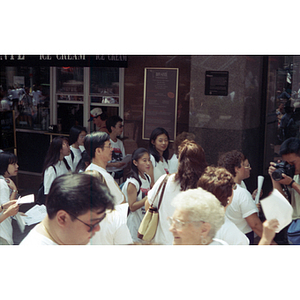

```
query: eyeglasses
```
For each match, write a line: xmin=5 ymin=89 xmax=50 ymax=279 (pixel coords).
xmin=167 ymin=216 xmax=203 ymax=230
xmin=243 ymin=163 xmax=251 ymax=169
xmin=103 ymin=145 xmax=113 ymax=149
xmin=71 ymin=213 xmax=106 ymax=232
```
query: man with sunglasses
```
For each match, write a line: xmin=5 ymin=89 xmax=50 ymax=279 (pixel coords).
xmin=20 ymin=173 xmax=114 ymax=245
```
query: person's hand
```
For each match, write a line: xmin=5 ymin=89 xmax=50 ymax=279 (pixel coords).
xmin=252 ymin=188 xmax=263 ymax=200
xmin=268 ymin=162 xmax=278 ymax=179
xmin=260 ymin=219 xmax=279 ymax=245
xmin=5 ymin=178 xmax=17 ymax=191
xmin=268 ymin=162 xmax=294 ymax=186
xmin=2 ymin=200 xmax=18 ymax=210
xmin=3 ymin=202 xmax=19 ymax=217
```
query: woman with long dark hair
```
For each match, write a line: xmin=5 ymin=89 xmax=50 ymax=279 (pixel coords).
xmin=65 ymin=125 xmax=87 ymax=171
xmin=42 ymin=136 xmax=71 ymax=195
xmin=145 ymin=139 xmax=207 ymax=245
xmin=148 ymin=127 xmax=170 ymax=184
xmin=121 ymin=148 xmax=151 ymax=242
xmin=0 ymin=151 xmax=20 ymax=244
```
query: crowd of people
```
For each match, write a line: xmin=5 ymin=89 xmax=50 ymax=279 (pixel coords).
xmin=0 ymin=111 xmax=292 ymax=245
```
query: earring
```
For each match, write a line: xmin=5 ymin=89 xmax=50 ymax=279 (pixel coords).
xmin=201 ymin=236 xmax=207 ymax=245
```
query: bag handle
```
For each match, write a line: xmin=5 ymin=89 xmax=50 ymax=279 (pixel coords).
xmin=151 ymin=173 xmax=170 ymax=210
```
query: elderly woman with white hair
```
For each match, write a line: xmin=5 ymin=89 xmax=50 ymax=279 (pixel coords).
xmin=168 ymin=187 xmax=227 ymax=245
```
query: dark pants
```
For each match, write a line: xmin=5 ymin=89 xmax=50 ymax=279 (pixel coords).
xmin=246 ymin=231 xmax=254 ymax=245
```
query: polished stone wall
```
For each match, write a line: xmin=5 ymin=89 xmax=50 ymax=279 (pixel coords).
xmin=189 ymin=55 xmax=264 ymax=191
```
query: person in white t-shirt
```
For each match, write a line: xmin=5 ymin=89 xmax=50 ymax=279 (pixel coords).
xmin=218 ymin=150 xmax=276 ymax=245
xmin=84 ymin=132 xmax=125 ymax=206
xmin=0 ymin=151 xmax=20 ymax=245
xmin=42 ymin=136 xmax=71 ymax=196
xmin=121 ymin=148 xmax=151 ymax=242
xmin=145 ymin=140 xmax=207 ymax=245
xmin=84 ymin=132 xmax=132 ymax=245
xmin=65 ymin=125 xmax=87 ymax=171
xmin=148 ymin=127 xmax=170 ymax=184
xmin=169 ymin=188 xmax=226 ymax=245
xmin=197 ymin=166 xmax=249 ymax=245
xmin=20 ymin=173 xmax=114 ymax=245
xmin=106 ymin=115 xmax=127 ymax=178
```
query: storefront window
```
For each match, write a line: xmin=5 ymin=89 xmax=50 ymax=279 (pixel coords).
xmin=0 ymin=66 xmax=50 ymax=131
xmin=56 ymin=67 xmax=84 ymax=134
xmin=90 ymin=67 xmax=120 ymax=132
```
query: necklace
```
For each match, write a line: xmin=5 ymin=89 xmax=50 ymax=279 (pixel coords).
xmin=42 ymin=223 xmax=63 ymax=245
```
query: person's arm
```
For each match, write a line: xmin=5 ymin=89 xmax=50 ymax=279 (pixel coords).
xmin=127 ymin=183 xmax=147 ymax=212
xmin=245 ymin=213 xmax=264 ymax=237
xmin=268 ymin=162 xmax=287 ymax=196
xmin=107 ymin=161 xmax=126 ymax=168
xmin=258 ymin=219 xmax=279 ymax=245
xmin=245 ymin=213 xmax=277 ymax=244
xmin=5 ymin=178 xmax=18 ymax=200
xmin=0 ymin=200 xmax=19 ymax=223
xmin=147 ymin=161 xmax=155 ymax=188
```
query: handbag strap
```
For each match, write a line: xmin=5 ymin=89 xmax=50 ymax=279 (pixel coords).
xmin=151 ymin=173 xmax=170 ymax=210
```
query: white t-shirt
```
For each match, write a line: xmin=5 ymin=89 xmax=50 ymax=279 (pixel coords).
xmin=168 ymin=154 xmax=178 ymax=174
xmin=210 ymin=238 xmax=228 ymax=245
xmin=147 ymin=173 xmax=181 ymax=245
xmin=20 ymin=224 xmax=57 ymax=245
xmin=215 ymin=215 xmax=250 ymax=245
xmin=0 ymin=176 xmax=13 ymax=244
xmin=90 ymin=207 xmax=133 ymax=245
xmin=122 ymin=174 xmax=151 ymax=242
xmin=150 ymin=154 xmax=169 ymax=183
xmin=44 ymin=160 xmax=70 ymax=195
xmin=106 ymin=138 xmax=126 ymax=173
xmin=65 ymin=146 xmax=84 ymax=172
xmin=225 ymin=184 xmax=258 ymax=234
xmin=86 ymin=163 xmax=125 ymax=205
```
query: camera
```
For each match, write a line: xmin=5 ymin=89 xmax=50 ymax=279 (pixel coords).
xmin=272 ymin=161 xmax=295 ymax=181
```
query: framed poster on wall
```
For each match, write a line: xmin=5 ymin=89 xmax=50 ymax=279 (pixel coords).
xmin=143 ymin=68 xmax=179 ymax=141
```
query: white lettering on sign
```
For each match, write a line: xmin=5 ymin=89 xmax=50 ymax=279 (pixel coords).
xmin=0 ymin=55 xmax=25 ymax=60
xmin=39 ymin=55 xmax=52 ymax=60
xmin=107 ymin=55 xmax=127 ymax=61
xmin=155 ymin=72 xmax=168 ymax=77
xmin=96 ymin=55 xmax=105 ymax=60
xmin=56 ymin=55 xmax=86 ymax=60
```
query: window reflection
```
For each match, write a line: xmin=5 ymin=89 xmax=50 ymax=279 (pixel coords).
xmin=56 ymin=67 xmax=83 ymax=93
xmin=0 ymin=66 xmax=50 ymax=131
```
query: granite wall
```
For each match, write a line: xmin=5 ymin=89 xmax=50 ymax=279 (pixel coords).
xmin=189 ymin=55 xmax=264 ymax=192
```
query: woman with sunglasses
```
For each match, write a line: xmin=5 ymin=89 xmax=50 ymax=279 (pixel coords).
xmin=169 ymin=187 xmax=226 ymax=245
xmin=197 ymin=166 xmax=250 ymax=245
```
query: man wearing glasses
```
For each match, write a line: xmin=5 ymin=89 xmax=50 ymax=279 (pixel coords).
xmin=84 ymin=131 xmax=132 ymax=245
xmin=20 ymin=173 xmax=114 ymax=245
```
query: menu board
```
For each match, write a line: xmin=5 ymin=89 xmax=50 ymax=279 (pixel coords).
xmin=0 ymin=110 xmax=16 ymax=151
xmin=143 ymin=68 xmax=179 ymax=141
